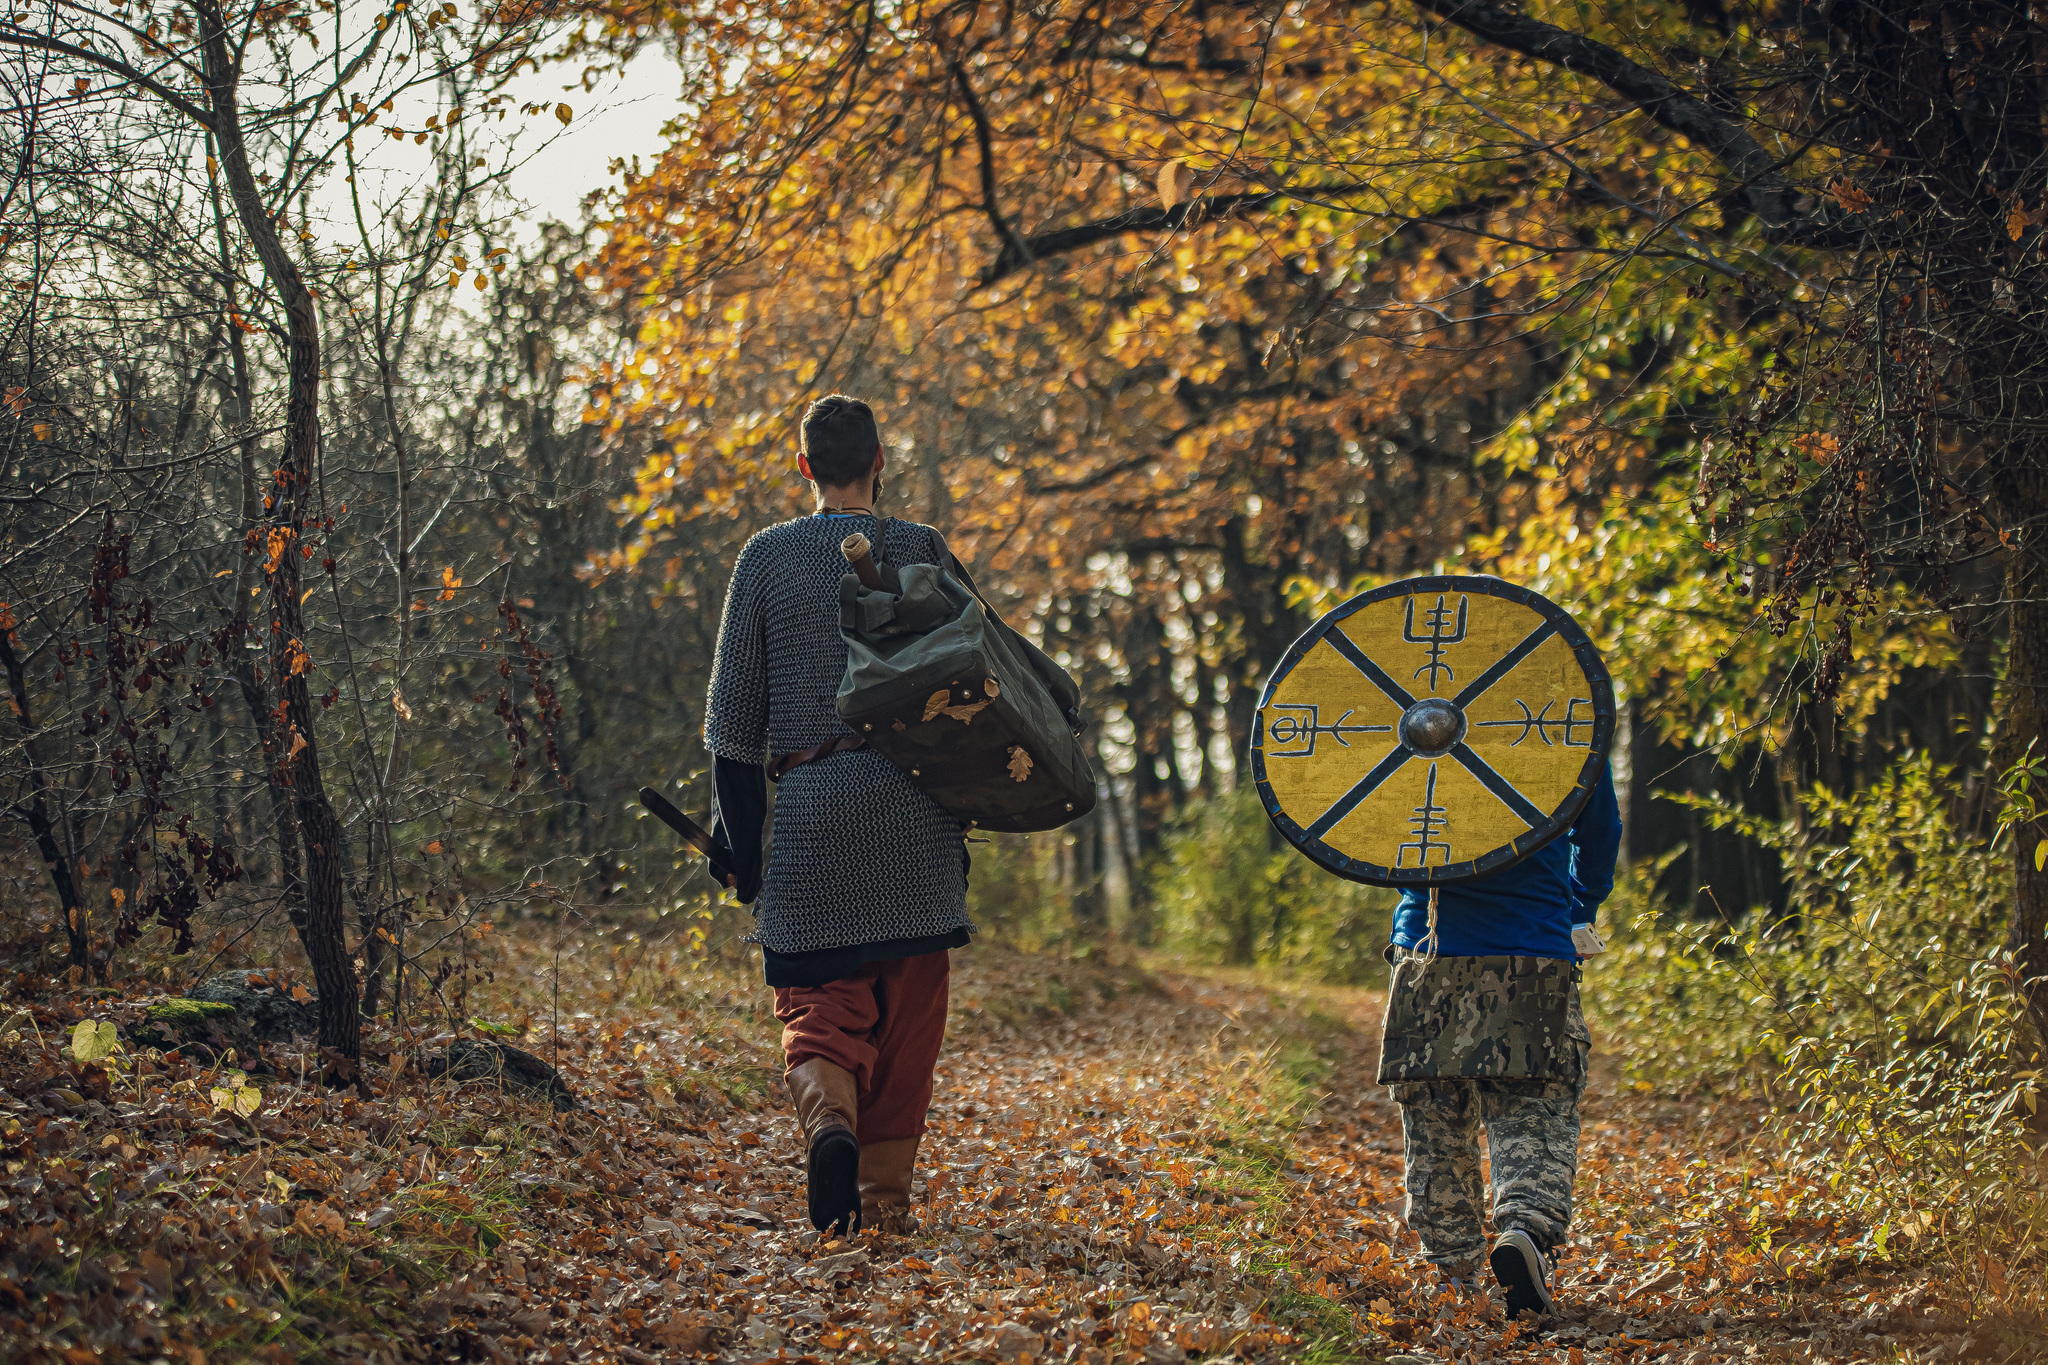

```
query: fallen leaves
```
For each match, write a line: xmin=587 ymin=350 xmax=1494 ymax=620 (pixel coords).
xmin=0 ymin=929 xmax=1982 ymax=1365
xmin=290 ymin=1201 xmax=345 ymax=1237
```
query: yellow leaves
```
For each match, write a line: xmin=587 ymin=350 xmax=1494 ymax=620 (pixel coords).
xmin=69 ymin=1019 xmax=119 ymax=1063
xmin=393 ymin=689 xmax=414 ymax=721
xmin=210 ymin=1069 xmax=263 ymax=1119
xmin=440 ymin=564 xmax=462 ymax=599
xmin=555 ymin=103 xmax=573 ymax=126
xmin=262 ymin=526 xmax=295 ymax=576
xmin=284 ymin=637 xmax=313 ymax=676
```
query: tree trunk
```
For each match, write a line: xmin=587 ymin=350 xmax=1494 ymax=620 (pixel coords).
xmin=2001 ymin=527 xmax=2048 ymax=1056
xmin=0 ymin=632 xmax=89 ymax=971
xmin=200 ymin=2 xmax=360 ymax=1073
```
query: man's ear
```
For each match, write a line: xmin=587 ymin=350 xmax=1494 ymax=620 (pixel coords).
xmin=797 ymin=453 xmax=815 ymax=482
xmin=871 ymin=444 xmax=886 ymax=474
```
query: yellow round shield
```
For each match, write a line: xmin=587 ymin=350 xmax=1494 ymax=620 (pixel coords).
xmin=1250 ymin=576 xmax=1613 ymax=886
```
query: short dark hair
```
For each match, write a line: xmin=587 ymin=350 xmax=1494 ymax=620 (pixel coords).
xmin=800 ymin=394 xmax=880 ymax=485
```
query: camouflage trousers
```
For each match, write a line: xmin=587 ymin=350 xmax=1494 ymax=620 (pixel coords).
xmin=1382 ymin=952 xmax=1589 ymax=1271
xmin=1390 ymin=1072 xmax=1584 ymax=1271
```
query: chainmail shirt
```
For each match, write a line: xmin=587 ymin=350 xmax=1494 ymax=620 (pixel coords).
xmin=704 ymin=512 xmax=971 ymax=955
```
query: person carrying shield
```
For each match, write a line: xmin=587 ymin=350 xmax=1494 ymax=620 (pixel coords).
xmin=1381 ymin=760 xmax=1621 ymax=1319
xmin=700 ymin=393 xmax=972 ymax=1237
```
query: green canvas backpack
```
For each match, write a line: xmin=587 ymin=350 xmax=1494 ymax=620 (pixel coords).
xmin=834 ymin=527 xmax=1096 ymax=833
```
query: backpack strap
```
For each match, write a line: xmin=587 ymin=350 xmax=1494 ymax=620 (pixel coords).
xmin=929 ymin=529 xmax=995 ymax=616
xmin=930 ymin=530 xmax=1087 ymax=734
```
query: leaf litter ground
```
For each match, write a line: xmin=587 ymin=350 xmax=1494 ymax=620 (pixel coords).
xmin=0 ymin=929 xmax=2015 ymax=1364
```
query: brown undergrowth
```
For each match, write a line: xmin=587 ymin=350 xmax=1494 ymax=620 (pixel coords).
xmin=0 ymin=921 xmax=2034 ymax=1364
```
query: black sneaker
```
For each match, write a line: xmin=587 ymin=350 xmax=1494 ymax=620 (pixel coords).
xmin=807 ymin=1127 xmax=861 ymax=1235
xmin=1490 ymin=1228 xmax=1554 ymax=1319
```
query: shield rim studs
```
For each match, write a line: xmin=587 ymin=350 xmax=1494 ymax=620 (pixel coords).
xmin=1248 ymin=573 xmax=1614 ymax=888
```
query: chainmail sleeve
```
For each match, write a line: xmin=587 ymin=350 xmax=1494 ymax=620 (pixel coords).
xmin=703 ymin=533 xmax=771 ymax=764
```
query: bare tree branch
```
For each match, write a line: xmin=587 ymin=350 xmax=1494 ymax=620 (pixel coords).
xmin=1408 ymin=0 xmax=1806 ymax=235
xmin=0 ymin=22 xmax=214 ymax=127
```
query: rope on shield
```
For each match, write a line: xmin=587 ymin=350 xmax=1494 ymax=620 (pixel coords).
xmin=1416 ymin=885 xmax=1441 ymax=964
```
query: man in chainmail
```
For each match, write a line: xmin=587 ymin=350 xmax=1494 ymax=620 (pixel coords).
xmin=1379 ymin=761 xmax=1621 ymax=1319
xmin=700 ymin=394 xmax=971 ymax=1237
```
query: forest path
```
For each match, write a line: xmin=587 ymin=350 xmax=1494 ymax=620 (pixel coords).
xmin=0 ymin=942 xmax=1968 ymax=1365
xmin=505 ymin=950 xmax=1946 ymax=1365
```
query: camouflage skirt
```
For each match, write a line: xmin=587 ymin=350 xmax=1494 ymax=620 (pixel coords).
xmin=1376 ymin=948 xmax=1586 ymax=1083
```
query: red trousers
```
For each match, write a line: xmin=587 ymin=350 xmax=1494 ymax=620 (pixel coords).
xmin=773 ymin=950 xmax=950 ymax=1145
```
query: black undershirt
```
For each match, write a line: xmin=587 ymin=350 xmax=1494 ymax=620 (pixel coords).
xmin=760 ymin=927 xmax=972 ymax=989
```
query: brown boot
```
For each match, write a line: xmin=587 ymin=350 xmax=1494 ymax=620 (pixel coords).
xmin=858 ymin=1136 xmax=920 ymax=1235
xmin=786 ymin=1059 xmax=860 ymax=1234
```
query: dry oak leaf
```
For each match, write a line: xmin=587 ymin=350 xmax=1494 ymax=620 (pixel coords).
xmin=509 ymin=1307 xmax=552 ymax=1334
xmin=990 ymin=1323 xmax=1045 ymax=1362
xmin=923 ymin=689 xmax=953 ymax=721
xmin=1007 ymin=746 xmax=1034 ymax=782
xmin=644 ymin=1313 xmax=730 ymax=1351
xmin=291 ymin=1202 xmax=345 ymax=1237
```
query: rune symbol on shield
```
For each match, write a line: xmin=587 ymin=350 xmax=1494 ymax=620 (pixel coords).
xmin=1403 ymin=594 xmax=1469 ymax=693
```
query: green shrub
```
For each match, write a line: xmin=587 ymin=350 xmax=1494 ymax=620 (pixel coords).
xmin=965 ymin=832 xmax=1075 ymax=952
xmin=1594 ymin=755 xmax=2045 ymax=1299
xmin=1154 ymin=786 xmax=1396 ymax=985
xmin=1592 ymin=755 xmax=2010 ymax=1097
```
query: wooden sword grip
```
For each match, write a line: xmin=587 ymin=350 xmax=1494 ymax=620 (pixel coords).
xmin=841 ymin=532 xmax=883 ymax=589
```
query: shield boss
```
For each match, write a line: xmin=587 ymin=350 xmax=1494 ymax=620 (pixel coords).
xmin=1250 ymin=575 xmax=1614 ymax=886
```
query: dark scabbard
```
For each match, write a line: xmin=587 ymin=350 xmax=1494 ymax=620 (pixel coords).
xmin=638 ymin=786 xmax=736 ymax=885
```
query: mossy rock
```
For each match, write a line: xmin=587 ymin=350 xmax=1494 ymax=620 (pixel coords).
xmin=146 ymin=999 xmax=237 ymax=1028
xmin=135 ymin=996 xmax=262 ymax=1064
xmin=187 ymin=972 xmax=320 ymax=1042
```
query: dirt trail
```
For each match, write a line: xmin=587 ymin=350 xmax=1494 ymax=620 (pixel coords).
xmin=0 ymin=944 xmax=1979 ymax=1364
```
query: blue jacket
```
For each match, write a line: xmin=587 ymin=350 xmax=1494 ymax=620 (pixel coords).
xmin=1390 ymin=762 xmax=1621 ymax=961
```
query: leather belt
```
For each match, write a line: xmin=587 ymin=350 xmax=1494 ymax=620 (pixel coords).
xmin=769 ymin=734 xmax=867 ymax=783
